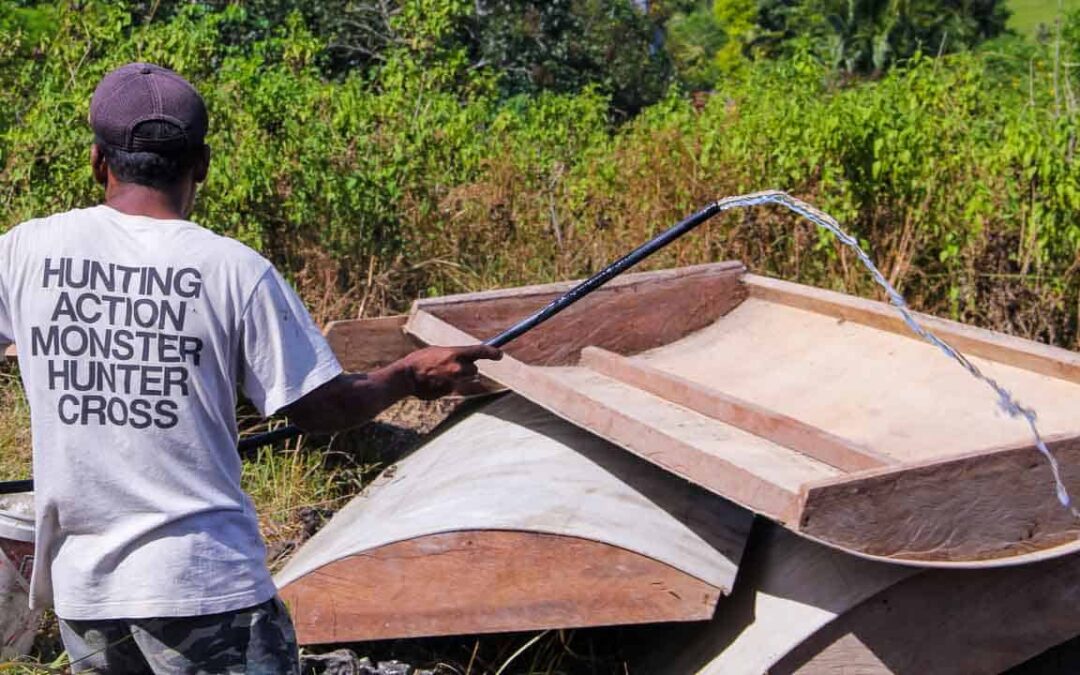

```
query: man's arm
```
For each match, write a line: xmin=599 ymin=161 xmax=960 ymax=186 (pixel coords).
xmin=282 ymin=345 xmax=502 ymax=434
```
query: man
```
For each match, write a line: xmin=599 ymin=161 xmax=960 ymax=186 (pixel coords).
xmin=0 ymin=63 xmax=500 ymax=672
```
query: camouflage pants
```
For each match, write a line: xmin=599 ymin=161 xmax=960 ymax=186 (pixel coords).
xmin=58 ymin=596 xmax=300 ymax=674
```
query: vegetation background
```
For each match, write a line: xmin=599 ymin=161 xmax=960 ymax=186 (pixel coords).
xmin=1 ymin=0 xmax=1080 ymax=671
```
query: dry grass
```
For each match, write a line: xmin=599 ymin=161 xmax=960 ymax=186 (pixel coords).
xmin=0 ymin=367 xmax=32 ymax=482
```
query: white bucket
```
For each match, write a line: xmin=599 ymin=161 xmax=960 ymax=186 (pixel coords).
xmin=0 ymin=493 xmax=40 ymax=659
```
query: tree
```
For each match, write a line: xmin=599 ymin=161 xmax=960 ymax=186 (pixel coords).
xmin=665 ymin=1 xmax=730 ymax=88
xmin=472 ymin=0 xmax=670 ymax=115
xmin=732 ymin=0 xmax=1011 ymax=74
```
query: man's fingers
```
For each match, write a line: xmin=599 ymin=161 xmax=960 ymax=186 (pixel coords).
xmin=453 ymin=344 xmax=503 ymax=362
xmin=457 ymin=361 xmax=478 ymax=379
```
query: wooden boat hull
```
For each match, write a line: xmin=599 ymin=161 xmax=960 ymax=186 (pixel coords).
xmin=275 ymin=394 xmax=753 ymax=644
xmin=641 ymin=522 xmax=1080 ymax=675
xmin=405 ymin=262 xmax=1080 ymax=566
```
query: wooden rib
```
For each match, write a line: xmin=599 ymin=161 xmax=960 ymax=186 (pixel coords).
xmin=579 ymin=347 xmax=890 ymax=473
xmin=413 ymin=261 xmax=747 ymax=366
xmin=280 ymin=530 xmax=722 ymax=645
xmin=745 ymin=273 xmax=1080 ymax=384
xmin=797 ymin=433 xmax=1080 ymax=563
xmin=406 ymin=309 xmax=841 ymax=523
xmin=322 ymin=315 xmax=418 ymax=372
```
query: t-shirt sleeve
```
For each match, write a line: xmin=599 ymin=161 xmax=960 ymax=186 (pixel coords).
xmin=0 ymin=229 xmax=18 ymax=345
xmin=238 ymin=266 xmax=343 ymax=417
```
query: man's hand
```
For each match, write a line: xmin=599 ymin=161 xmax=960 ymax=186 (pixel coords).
xmin=283 ymin=344 xmax=503 ymax=434
xmin=400 ymin=345 xmax=504 ymax=400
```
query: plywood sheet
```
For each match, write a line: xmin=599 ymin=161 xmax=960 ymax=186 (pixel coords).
xmin=323 ymin=315 xmax=418 ymax=372
xmin=283 ymin=530 xmax=723 ymax=644
xmin=414 ymin=261 xmax=746 ymax=366
xmin=641 ymin=297 xmax=1080 ymax=465
xmin=407 ymin=309 xmax=840 ymax=522
xmin=642 ymin=521 xmax=917 ymax=675
xmin=773 ymin=551 xmax=1080 ymax=674
xmin=277 ymin=395 xmax=753 ymax=641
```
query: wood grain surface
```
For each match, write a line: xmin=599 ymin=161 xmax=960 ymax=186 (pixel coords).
xmin=798 ymin=434 xmax=1080 ymax=562
xmin=580 ymin=346 xmax=890 ymax=472
xmin=412 ymin=262 xmax=747 ymax=365
xmin=281 ymin=530 xmax=722 ymax=644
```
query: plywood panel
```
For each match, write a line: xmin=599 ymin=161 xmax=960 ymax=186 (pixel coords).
xmin=773 ymin=551 xmax=1080 ymax=674
xmin=282 ymin=530 xmax=722 ymax=644
xmin=642 ymin=297 xmax=1080 ymax=465
xmin=277 ymin=395 xmax=753 ymax=642
xmin=413 ymin=261 xmax=746 ymax=366
xmin=746 ymin=274 xmax=1080 ymax=384
xmin=405 ymin=309 xmax=840 ymax=523
xmin=642 ymin=522 xmax=917 ymax=675
xmin=798 ymin=434 xmax=1080 ymax=562
xmin=579 ymin=346 xmax=890 ymax=472
xmin=322 ymin=315 xmax=418 ymax=372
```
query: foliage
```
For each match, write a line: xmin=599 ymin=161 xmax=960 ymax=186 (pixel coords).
xmin=665 ymin=1 xmax=730 ymax=88
xmin=2 ymin=1 xmax=1080 ymax=347
xmin=748 ymin=0 xmax=1011 ymax=73
xmin=468 ymin=0 xmax=670 ymax=115
xmin=131 ymin=0 xmax=670 ymax=113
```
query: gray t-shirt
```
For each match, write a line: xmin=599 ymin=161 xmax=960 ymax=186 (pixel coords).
xmin=0 ymin=205 xmax=342 ymax=619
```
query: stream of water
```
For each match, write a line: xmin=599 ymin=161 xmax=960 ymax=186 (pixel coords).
xmin=715 ymin=190 xmax=1078 ymax=516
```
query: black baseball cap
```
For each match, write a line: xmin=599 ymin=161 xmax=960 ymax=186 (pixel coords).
xmin=89 ymin=63 xmax=208 ymax=153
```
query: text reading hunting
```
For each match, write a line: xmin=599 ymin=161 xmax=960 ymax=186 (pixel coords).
xmin=32 ymin=257 xmax=206 ymax=429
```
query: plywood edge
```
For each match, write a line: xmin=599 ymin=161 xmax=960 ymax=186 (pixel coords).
xmin=323 ymin=315 xmax=419 ymax=373
xmin=744 ymin=274 xmax=1080 ymax=384
xmin=579 ymin=347 xmax=890 ymax=473
xmin=412 ymin=261 xmax=746 ymax=310
xmin=796 ymin=433 xmax=1080 ymax=564
xmin=771 ymin=553 xmax=1080 ymax=675
xmin=405 ymin=310 xmax=804 ymax=522
xmin=280 ymin=530 xmax=722 ymax=645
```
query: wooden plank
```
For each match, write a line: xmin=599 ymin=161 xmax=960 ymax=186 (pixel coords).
xmin=322 ymin=315 xmax=418 ymax=372
xmin=405 ymin=310 xmax=840 ymax=523
xmin=745 ymin=274 xmax=1080 ymax=384
xmin=798 ymin=434 xmax=1080 ymax=563
xmin=579 ymin=347 xmax=890 ymax=473
xmin=772 ymin=551 xmax=1080 ymax=674
xmin=412 ymin=261 xmax=747 ymax=366
xmin=281 ymin=530 xmax=722 ymax=644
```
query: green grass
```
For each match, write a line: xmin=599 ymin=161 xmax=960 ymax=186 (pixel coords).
xmin=1009 ymin=0 xmax=1080 ymax=35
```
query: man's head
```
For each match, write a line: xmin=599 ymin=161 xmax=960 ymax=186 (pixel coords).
xmin=89 ymin=63 xmax=210 ymax=216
